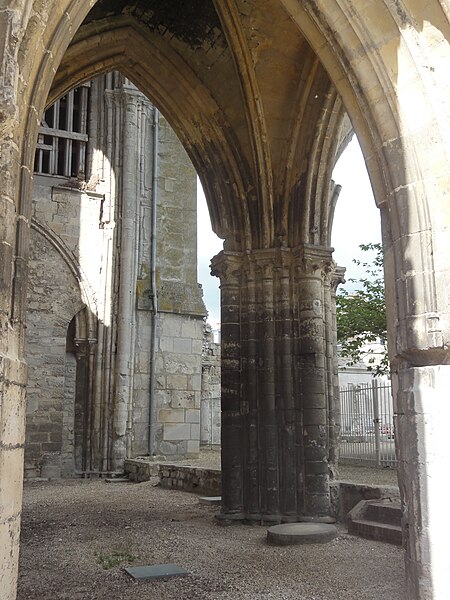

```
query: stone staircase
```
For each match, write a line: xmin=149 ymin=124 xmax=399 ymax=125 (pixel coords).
xmin=347 ymin=499 xmax=402 ymax=546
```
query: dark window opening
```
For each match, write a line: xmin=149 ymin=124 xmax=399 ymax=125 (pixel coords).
xmin=34 ymin=84 xmax=90 ymax=178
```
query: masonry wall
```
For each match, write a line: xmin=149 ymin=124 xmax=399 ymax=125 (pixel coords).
xmin=200 ymin=325 xmax=221 ymax=446
xmin=133 ymin=108 xmax=206 ymax=460
xmin=25 ymin=218 xmax=86 ymax=478
xmin=24 ymin=74 xmax=206 ymax=477
xmin=25 ymin=176 xmax=106 ymax=477
xmin=130 ymin=313 xmax=205 ymax=460
xmin=154 ymin=314 xmax=204 ymax=457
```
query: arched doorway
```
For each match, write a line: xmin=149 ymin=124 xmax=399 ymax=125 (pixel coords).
xmin=0 ymin=3 xmax=449 ymax=598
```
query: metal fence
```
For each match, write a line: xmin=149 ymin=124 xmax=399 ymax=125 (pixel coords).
xmin=339 ymin=380 xmax=396 ymax=467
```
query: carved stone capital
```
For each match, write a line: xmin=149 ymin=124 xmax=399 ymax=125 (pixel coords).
xmin=211 ymin=245 xmax=337 ymax=286
xmin=245 ymin=247 xmax=294 ymax=273
xmin=73 ymin=337 xmax=96 ymax=357
xmin=331 ymin=265 xmax=346 ymax=294
xmin=293 ymin=244 xmax=334 ymax=278
xmin=210 ymin=250 xmax=243 ymax=286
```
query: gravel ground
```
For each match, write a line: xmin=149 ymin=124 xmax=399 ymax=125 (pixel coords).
xmin=18 ymin=467 xmax=405 ymax=600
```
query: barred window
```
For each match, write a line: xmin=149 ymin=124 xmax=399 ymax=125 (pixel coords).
xmin=34 ymin=85 xmax=90 ymax=178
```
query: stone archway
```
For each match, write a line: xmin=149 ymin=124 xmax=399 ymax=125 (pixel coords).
xmin=0 ymin=3 xmax=449 ymax=599
xmin=24 ymin=221 xmax=93 ymax=479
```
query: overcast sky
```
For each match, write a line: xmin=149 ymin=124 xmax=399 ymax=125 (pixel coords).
xmin=197 ymin=137 xmax=382 ymax=326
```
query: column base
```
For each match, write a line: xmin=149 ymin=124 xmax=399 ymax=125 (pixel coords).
xmin=216 ymin=511 xmax=335 ymax=526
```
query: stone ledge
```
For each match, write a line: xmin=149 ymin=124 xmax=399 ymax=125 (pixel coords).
xmin=123 ymin=458 xmax=160 ymax=482
xmin=124 ymin=458 xmax=221 ymax=496
xmin=124 ymin=458 xmax=400 ymax=523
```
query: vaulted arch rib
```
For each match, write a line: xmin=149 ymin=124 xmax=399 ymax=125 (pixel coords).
xmin=213 ymin=0 xmax=274 ymax=249
xmin=47 ymin=20 xmax=254 ymax=251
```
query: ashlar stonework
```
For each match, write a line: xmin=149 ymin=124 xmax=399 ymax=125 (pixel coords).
xmin=24 ymin=73 xmax=206 ymax=478
xmin=0 ymin=3 xmax=449 ymax=600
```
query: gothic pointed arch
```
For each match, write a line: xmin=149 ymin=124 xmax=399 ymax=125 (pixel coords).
xmin=1 ymin=3 xmax=449 ymax=599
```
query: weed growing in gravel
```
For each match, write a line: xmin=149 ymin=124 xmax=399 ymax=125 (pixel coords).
xmin=95 ymin=548 xmax=140 ymax=570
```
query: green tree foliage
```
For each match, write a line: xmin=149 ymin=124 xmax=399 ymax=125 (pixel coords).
xmin=336 ymin=243 xmax=388 ymax=376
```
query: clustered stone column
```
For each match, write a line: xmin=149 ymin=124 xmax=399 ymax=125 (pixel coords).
xmin=73 ymin=336 xmax=96 ymax=473
xmin=328 ymin=267 xmax=346 ymax=476
xmin=212 ymin=244 xmax=339 ymax=523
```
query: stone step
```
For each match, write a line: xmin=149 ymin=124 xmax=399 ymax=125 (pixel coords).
xmin=348 ymin=518 xmax=402 ymax=546
xmin=365 ymin=501 xmax=401 ymax=526
xmin=347 ymin=499 xmax=402 ymax=546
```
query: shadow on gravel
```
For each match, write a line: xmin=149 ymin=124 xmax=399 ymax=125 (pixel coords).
xmin=18 ymin=479 xmax=405 ymax=600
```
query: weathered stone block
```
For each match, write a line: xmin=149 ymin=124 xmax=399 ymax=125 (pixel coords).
xmin=303 ymin=408 xmax=327 ymax=426
xmin=187 ymin=439 xmax=200 ymax=455
xmin=166 ymin=373 xmax=188 ymax=390
xmin=190 ymin=423 xmax=200 ymax=440
xmin=137 ymin=351 xmax=151 ymax=372
xmin=158 ymin=408 xmax=185 ymax=423
xmin=28 ymin=432 xmax=48 ymax=443
xmin=0 ymin=241 xmax=14 ymax=312
xmin=181 ymin=318 xmax=201 ymax=339
xmin=171 ymin=390 xmax=196 ymax=409
xmin=159 ymin=316 xmax=181 ymax=338
xmin=155 ymin=389 xmax=171 ymax=407
xmin=156 ymin=375 xmax=166 ymax=389
xmin=192 ymin=339 xmax=203 ymax=354
xmin=188 ymin=374 xmax=202 ymax=392
xmin=185 ymin=409 xmax=200 ymax=423
xmin=1 ymin=381 xmax=26 ymax=446
xmin=41 ymin=442 xmax=60 ymax=453
xmin=0 ymin=447 xmax=25 ymax=522
xmin=164 ymin=423 xmax=191 ymax=441
xmin=159 ymin=441 xmax=186 ymax=456
xmin=173 ymin=337 xmax=192 ymax=354
xmin=40 ymin=464 xmax=61 ymax=479
xmin=163 ymin=353 xmax=200 ymax=375
xmin=159 ymin=336 xmax=173 ymax=352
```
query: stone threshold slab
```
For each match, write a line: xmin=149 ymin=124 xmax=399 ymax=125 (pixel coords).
xmin=124 ymin=563 xmax=189 ymax=581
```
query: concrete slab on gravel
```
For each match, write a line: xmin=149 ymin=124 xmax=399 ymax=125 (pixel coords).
xmin=198 ymin=496 xmax=221 ymax=505
xmin=124 ymin=564 xmax=189 ymax=580
xmin=267 ymin=522 xmax=337 ymax=546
